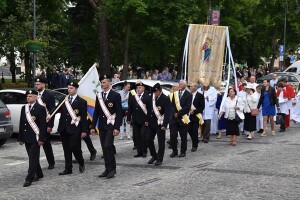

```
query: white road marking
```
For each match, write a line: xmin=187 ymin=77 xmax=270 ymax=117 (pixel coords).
xmin=5 ymin=161 xmax=26 ymax=166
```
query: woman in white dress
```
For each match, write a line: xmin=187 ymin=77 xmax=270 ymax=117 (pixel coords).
xmin=276 ymin=82 xmax=289 ymax=132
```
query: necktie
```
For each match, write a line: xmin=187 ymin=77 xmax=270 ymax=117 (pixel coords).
xmin=138 ymin=94 xmax=141 ymax=98
xmin=69 ymin=96 xmax=73 ymax=104
xmin=179 ymin=91 xmax=182 ymax=99
xmin=29 ymin=105 xmax=32 ymax=111
xmin=155 ymin=96 xmax=158 ymax=102
xmin=38 ymin=93 xmax=41 ymax=97
xmin=103 ymin=92 xmax=107 ymax=101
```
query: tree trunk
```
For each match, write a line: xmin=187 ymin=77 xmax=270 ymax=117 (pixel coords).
xmin=121 ymin=21 xmax=131 ymax=80
xmin=8 ymin=48 xmax=16 ymax=83
xmin=270 ymin=26 xmax=278 ymax=72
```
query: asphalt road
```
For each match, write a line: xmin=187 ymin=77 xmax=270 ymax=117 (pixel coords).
xmin=0 ymin=125 xmax=299 ymax=200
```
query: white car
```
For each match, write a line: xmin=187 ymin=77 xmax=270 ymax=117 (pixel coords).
xmin=112 ymin=79 xmax=173 ymax=96
xmin=0 ymin=89 xmax=65 ymax=134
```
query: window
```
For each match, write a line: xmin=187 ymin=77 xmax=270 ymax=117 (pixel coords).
xmin=286 ymin=68 xmax=297 ymax=73
xmin=289 ymin=76 xmax=298 ymax=82
xmin=0 ymin=92 xmax=26 ymax=104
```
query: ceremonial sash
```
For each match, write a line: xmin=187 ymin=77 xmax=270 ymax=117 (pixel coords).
xmin=169 ymin=93 xmax=173 ymax=102
xmin=37 ymin=96 xmax=50 ymax=122
xmin=130 ymin=90 xmax=147 ymax=115
xmin=191 ymin=104 xmax=204 ymax=125
xmin=97 ymin=93 xmax=116 ymax=125
xmin=25 ymin=104 xmax=39 ymax=141
xmin=65 ymin=97 xmax=80 ymax=127
xmin=152 ymin=95 xmax=164 ymax=125
xmin=173 ymin=91 xmax=190 ymax=124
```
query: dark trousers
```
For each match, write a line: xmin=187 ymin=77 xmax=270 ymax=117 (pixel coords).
xmin=188 ymin=120 xmax=200 ymax=148
xmin=25 ymin=143 xmax=43 ymax=182
xmin=147 ymin=126 xmax=166 ymax=162
xmin=133 ymin=123 xmax=147 ymax=155
xmin=83 ymin=135 xmax=96 ymax=154
xmin=278 ymin=113 xmax=286 ymax=130
xmin=99 ymin=130 xmax=116 ymax=172
xmin=170 ymin=123 xmax=188 ymax=153
xmin=201 ymin=120 xmax=211 ymax=140
xmin=42 ymin=134 xmax=55 ymax=165
xmin=60 ymin=133 xmax=84 ymax=171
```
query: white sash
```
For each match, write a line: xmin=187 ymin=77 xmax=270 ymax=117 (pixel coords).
xmin=152 ymin=95 xmax=164 ymax=125
xmin=65 ymin=97 xmax=80 ymax=127
xmin=130 ymin=90 xmax=147 ymax=115
xmin=97 ymin=93 xmax=116 ymax=125
xmin=25 ymin=104 xmax=39 ymax=141
xmin=37 ymin=96 xmax=50 ymax=122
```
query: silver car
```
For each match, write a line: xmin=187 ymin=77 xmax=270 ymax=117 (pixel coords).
xmin=0 ymin=100 xmax=13 ymax=146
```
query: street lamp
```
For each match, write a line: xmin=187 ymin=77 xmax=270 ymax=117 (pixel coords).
xmin=32 ymin=0 xmax=36 ymax=82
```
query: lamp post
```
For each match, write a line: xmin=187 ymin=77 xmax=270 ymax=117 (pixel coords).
xmin=32 ymin=0 xmax=36 ymax=82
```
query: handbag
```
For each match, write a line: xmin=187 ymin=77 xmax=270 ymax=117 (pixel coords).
xmin=276 ymin=114 xmax=284 ymax=125
xmin=246 ymin=96 xmax=259 ymax=116
xmin=234 ymin=100 xmax=242 ymax=123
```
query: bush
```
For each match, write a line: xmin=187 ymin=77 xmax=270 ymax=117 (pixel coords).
xmin=3 ymin=82 xmax=28 ymax=89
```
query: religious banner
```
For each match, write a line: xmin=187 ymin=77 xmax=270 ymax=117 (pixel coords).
xmin=187 ymin=24 xmax=226 ymax=87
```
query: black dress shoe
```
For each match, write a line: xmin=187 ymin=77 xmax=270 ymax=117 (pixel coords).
xmin=191 ymin=147 xmax=197 ymax=152
xmin=134 ymin=154 xmax=143 ymax=157
xmin=147 ymin=157 xmax=157 ymax=164
xmin=79 ymin=164 xmax=85 ymax=173
xmin=23 ymin=181 xmax=32 ymax=187
xmin=170 ymin=152 xmax=178 ymax=158
xmin=279 ymin=129 xmax=286 ymax=132
xmin=106 ymin=170 xmax=116 ymax=179
xmin=48 ymin=164 xmax=55 ymax=170
xmin=155 ymin=161 xmax=162 ymax=166
xmin=133 ymin=146 xmax=137 ymax=150
xmin=203 ymin=139 xmax=208 ymax=143
xmin=90 ymin=151 xmax=97 ymax=161
xmin=58 ymin=170 xmax=72 ymax=175
xmin=98 ymin=170 xmax=109 ymax=178
xmin=178 ymin=153 xmax=186 ymax=157
xmin=257 ymin=129 xmax=263 ymax=133
xmin=142 ymin=153 xmax=147 ymax=158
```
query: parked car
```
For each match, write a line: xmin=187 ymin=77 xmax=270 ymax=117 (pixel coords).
xmin=0 ymin=89 xmax=65 ymax=134
xmin=111 ymin=79 xmax=172 ymax=95
xmin=257 ymin=72 xmax=300 ymax=88
xmin=53 ymin=88 xmax=68 ymax=95
xmin=284 ymin=60 xmax=300 ymax=74
xmin=0 ymin=100 xmax=13 ymax=146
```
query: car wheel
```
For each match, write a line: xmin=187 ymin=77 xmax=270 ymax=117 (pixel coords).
xmin=0 ymin=138 xmax=7 ymax=146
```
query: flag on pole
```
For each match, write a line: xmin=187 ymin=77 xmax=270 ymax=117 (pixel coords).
xmin=78 ymin=63 xmax=101 ymax=121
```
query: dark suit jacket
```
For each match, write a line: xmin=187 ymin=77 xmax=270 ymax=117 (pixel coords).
xmin=40 ymin=90 xmax=55 ymax=128
xmin=189 ymin=92 xmax=205 ymax=122
xmin=148 ymin=93 xmax=170 ymax=129
xmin=57 ymin=96 xmax=88 ymax=134
xmin=127 ymin=91 xmax=151 ymax=124
xmin=58 ymin=73 xmax=72 ymax=88
xmin=19 ymin=103 xmax=47 ymax=143
xmin=91 ymin=90 xmax=122 ymax=131
xmin=257 ymin=86 xmax=279 ymax=109
xmin=170 ymin=90 xmax=192 ymax=125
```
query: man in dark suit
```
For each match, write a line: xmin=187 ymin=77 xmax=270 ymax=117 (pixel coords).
xmin=34 ymin=77 xmax=56 ymax=169
xmin=169 ymin=80 xmax=192 ymax=157
xmin=58 ymin=68 xmax=73 ymax=88
xmin=18 ymin=90 xmax=47 ymax=187
xmin=188 ymin=82 xmax=205 ymax=152
xmin=127 ymin=81 xmax=151 ymax=158
xmin=91 ymin=75 xmax=122 ymax=179
xmin=146 ymin=83 xmax=170 ymax=166
xmin=57 ymin=82 xmax=87 ymax=175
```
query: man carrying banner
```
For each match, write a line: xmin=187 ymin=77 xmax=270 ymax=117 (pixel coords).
xmin=188 ymin=82 xmax=205 ymax=152
xmin=146 ymin=83 xmax=170 ymax=166
xmin=127 ymin=81 xmax=150 ymax=158
xmin=57 ymin=82 xmax=87 ymax=176
xmin=34 ymin=77 xmax=56 ymax=170
xmin=18 ymin=90 xmax=47 ymax=187
xmin=91 ymin=75 xmax=122 ymax=179
xmin=170 ymin=80 xmax=192 ymax=158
